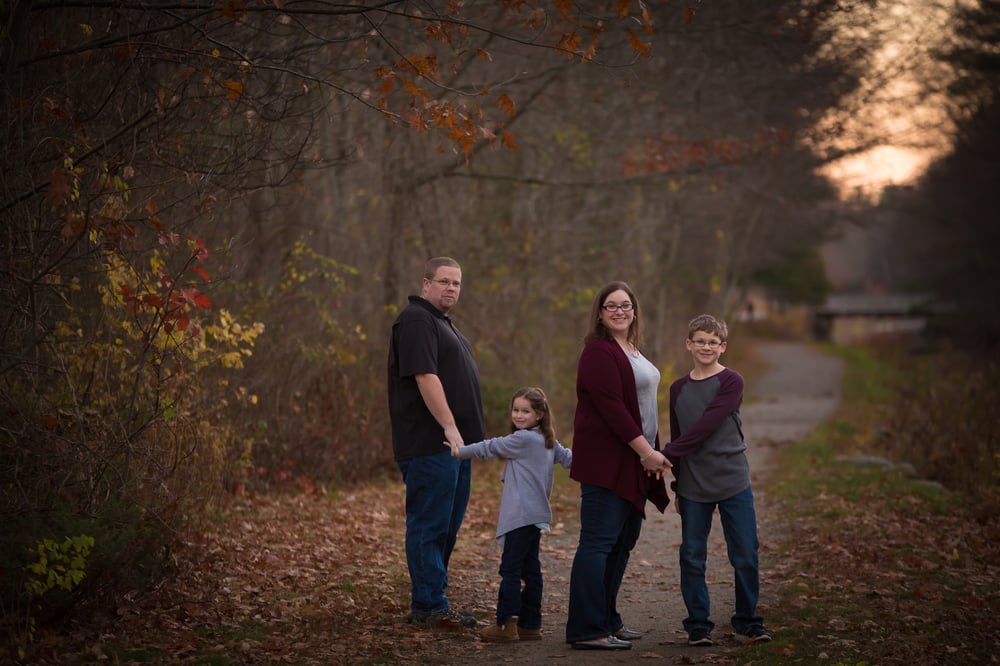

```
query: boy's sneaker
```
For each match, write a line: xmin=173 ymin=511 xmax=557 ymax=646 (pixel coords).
xmin=738 ymin=625 xmax=772 ymax=643
xmin=688 ymin=628 xmax=713 ymax=646
xmin=413 ymin=607 xmax=478 ymax=630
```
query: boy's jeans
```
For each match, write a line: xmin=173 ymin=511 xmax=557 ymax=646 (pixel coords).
xmin=397 ymin=451 xmax=472 ymax=614
xmin=678 ymin=486 xmax=763 ymax=633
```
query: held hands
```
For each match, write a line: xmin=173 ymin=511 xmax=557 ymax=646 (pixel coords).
xmin=442 ymin=424 xmax=464 ymax=458
xmin=443 ymin=425 xmax=463 ymax=449
xmin=641 ymin=450 xmax=671 ymax=480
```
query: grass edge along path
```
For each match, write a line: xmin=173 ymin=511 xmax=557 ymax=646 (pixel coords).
xmin=755 ymin=346 xmax=1000 ymax=666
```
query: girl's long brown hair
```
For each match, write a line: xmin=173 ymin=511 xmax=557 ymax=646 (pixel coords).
xmin=510 ymin=386 xmax=557 ymax=449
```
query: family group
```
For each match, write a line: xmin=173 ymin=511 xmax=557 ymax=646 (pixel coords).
xmin=387 ymin=257 xmax=771 ymax=650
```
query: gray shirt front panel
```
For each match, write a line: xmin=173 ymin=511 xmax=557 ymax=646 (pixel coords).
xmin=628 ymin=351 xmax=661 ymax=444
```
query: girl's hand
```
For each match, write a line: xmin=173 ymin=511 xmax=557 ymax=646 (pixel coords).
xmin=442 ymin=440 xmax=461 ymax=458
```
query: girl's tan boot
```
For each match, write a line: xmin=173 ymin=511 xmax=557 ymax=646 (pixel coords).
xmin=479 ymin=617 xmax=519 ymax=642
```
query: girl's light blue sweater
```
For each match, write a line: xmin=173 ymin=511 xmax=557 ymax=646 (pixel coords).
xmin=457 ymin=427 xmax=572 ymax=540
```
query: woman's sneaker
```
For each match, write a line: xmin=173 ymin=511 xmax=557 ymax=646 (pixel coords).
xmin=688 ymin=628 xmax=713 ymax=646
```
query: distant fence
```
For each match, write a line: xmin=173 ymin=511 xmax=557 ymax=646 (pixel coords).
xmin=812 ymin=293 xmax=930 ymax=345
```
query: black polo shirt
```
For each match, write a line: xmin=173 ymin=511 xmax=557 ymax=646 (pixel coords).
xmin=387 ymin=296 xmax=486 ymax=460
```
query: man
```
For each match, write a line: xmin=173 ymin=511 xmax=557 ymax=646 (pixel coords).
xmin=387 ymin=257 xmax=485 ymax=630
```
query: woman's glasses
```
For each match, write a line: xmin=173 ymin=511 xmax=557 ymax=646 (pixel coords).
xmin=601 ymin=302 xmax=634 ymax=312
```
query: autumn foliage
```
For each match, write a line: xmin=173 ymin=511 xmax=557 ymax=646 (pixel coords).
xmin=2 ymin=0 xmax=950 ymax=660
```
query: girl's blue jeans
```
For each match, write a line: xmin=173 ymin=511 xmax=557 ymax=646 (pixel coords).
xmin=496 ymin=524 xmax=543 ymax=628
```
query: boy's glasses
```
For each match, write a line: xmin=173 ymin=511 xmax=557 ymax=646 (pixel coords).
xmin=601 ymin=302 xmax=634 ymax=312
xmin=690 ymin=339 xmax=723 ymax=349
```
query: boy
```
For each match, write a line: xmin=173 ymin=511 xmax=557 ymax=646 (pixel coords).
xmin=663 ymin=314 xmax=770 ymax=646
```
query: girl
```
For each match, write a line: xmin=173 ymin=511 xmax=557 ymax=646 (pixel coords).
xmin=443 ymin=386 xmax=572 ymax=642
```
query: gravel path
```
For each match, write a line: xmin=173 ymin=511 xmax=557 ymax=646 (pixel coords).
xmin=437 ymin=340 xmax=844 ymax=664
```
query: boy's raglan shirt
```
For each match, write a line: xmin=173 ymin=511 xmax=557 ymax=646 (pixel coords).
xmin=665 ymin=367 xmax=750 ymax=503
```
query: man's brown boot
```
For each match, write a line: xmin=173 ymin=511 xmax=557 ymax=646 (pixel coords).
xmin=480 ymin=618 xmax=519 ymax=642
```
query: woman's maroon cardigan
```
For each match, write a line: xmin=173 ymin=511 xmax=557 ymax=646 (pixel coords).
xmin=569 ymin=338 xmax=670 ymax=516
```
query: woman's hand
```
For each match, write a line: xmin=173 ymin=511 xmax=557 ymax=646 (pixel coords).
xmin=641 ymin=450 xmax=671 ymax=479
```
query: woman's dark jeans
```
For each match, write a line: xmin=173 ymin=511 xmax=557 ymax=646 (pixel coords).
xmin=565 ymin=484 xmax=643 ymax=643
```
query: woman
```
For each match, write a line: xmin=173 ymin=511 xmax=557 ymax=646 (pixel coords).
xmin=565 ymin=281 xmax=671 ymax=650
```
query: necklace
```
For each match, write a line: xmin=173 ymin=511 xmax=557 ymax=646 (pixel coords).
xmin=617 ymin=340 xmax=639 ymax=357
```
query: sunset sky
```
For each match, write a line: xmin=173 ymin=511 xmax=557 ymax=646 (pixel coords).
xmin=816 ymin=0 xmax=964 ymax=288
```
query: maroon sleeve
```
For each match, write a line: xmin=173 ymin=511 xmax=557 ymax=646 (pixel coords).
xmin=663 ymin=370 xmax=743 ymax=458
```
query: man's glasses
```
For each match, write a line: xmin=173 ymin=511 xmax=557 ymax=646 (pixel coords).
xmin=431 ymin=279 xmax=461 ymax=288
xmin=690 ymin=339 xmax=723 ymax=349
xmin=601 ymin=302 xmax=634 ymax=312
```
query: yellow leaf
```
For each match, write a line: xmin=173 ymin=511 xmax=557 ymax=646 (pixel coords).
xmin=80 ymin=24 xmax=94 ymax=36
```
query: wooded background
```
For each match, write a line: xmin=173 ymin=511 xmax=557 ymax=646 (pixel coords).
xmin=2 ymin=0 xmax=996 ymax=640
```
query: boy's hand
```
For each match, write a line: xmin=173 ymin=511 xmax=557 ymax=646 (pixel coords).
xmin=442 ymin=440 xmax=461 ymax=457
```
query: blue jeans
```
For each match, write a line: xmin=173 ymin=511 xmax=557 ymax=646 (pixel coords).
xmin=397 ymin=451 xmax=472 ymax=614
xmin=496 ymin=525 xmax=543 ymax=629
xmin=565 ymin=484 xmax=643 ymax=643
xmin=678 ymin=486 xmax=763 ymax=633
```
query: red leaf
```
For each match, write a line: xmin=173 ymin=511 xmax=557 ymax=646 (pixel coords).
xmin=191 ymin=237 xmax=210 ymax=261
xmin=48 ymin=168 xmax=71 ymax=209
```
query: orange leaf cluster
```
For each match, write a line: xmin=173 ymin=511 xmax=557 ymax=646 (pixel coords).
xmin=621 ymin=127 xmax=791 ymax=175
xmin=222 ymin=78 xmax=244 ymax=100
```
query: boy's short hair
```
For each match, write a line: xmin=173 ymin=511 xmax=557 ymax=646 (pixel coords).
xmin=688 ymin=314 xmax=728 ymax=341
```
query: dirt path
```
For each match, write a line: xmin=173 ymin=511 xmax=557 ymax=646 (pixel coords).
xmin=434 ymin=340 xmax=844 ymax=664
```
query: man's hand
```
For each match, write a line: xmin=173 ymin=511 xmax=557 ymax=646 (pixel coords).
xmin=443 ymin=425 xmax=463 ymax=448
xmin=442 ymin=440 xmax=461 ymax=457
